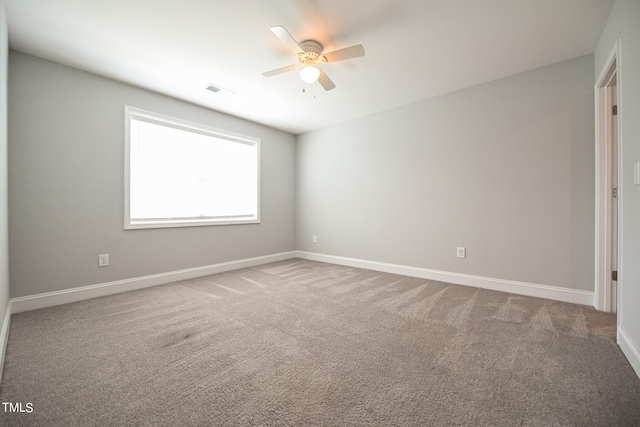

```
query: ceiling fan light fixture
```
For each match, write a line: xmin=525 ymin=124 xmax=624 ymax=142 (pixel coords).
xmin=300 ymin=65 xmax=320 ymax=84
xmin=264 ymin=26 xmax=364 ymax=91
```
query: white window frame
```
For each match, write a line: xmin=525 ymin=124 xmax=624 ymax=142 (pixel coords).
xmin=124 ymin=106 xmax=260 ymax=230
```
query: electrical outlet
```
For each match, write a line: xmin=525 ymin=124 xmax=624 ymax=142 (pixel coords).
xmin=312 ymin=235 xmax=318 ymax=244
xmin=457 ymin=247 xmax=466 ymax=259
xmin=98 ymin=254 xmax=109 ymax=267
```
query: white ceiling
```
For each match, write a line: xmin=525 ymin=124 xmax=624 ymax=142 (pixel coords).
xmin=6 ymin=0 xmax=614 ymax=135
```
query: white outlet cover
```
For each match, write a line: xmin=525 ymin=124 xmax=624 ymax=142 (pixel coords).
xmin=98 ymin=254 xmax=109 ymax=267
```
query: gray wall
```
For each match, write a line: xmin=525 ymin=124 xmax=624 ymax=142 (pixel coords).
xmin=8 ymin=51 xmax=296 ymax=298
xmin=0 ymin=0 xmax=9 ymax=323
xmin=595 ymin=0 xmax=640 ymax=363
xmin=297 ymin=54 xmax=595 ymax=291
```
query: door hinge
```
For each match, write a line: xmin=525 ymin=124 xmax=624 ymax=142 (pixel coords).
xmin=612 ymin=270 xmax=618 ymax=281
xmin=613 ymin=187 xmax=618 ymax=198
xmin=613 ymin=105 xmax=618 ymax=115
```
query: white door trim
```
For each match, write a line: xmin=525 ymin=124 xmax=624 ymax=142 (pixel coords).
xmin=594 ymin=40 xmax=621 ymax=313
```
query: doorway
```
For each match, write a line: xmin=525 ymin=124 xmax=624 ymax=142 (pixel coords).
xmin=594 ymin=41 xmax=620 ymax=315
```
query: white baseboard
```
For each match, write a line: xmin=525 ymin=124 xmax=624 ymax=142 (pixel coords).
xmin=0 ymin=301 xmax=11 ymax=382
xmin=618 ymin=326 xmax=640 ymax=379
xmin=8 ymin=250 xmax=594 ymax=314
xmin=295 ymin=251 xmax=594 ymax=306
xmin=10 ymin=251 xmax=297 ymax=314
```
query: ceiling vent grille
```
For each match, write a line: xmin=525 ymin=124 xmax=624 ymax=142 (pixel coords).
xmin=205 ymin=83 xmax=236 ymax=96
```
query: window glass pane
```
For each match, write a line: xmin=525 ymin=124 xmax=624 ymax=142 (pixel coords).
xmin=125 ymin=107 xmax=259 ymax=229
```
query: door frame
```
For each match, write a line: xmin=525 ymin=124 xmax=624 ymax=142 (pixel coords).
xmin=594 ymin=40 xmax=621 ymax=313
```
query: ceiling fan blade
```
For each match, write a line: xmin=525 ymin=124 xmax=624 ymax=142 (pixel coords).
xmin=262 ymin=63 xmax=301 ymax=77
xmin=317 ymin=68 xmax=336 ymax=91
xmin=323 ymin=44 xmax=365 ymax=63
xmin=270 ymin=26 xmax=304 ymax=54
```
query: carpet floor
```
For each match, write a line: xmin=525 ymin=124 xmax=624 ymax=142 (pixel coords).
xmin=1 ymin=259 xmax=639 ymax=426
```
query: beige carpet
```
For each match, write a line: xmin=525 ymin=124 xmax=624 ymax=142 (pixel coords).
xmin=1 ymin=259 xmax=639 ymax=426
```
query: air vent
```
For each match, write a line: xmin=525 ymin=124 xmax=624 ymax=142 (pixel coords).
xmin=205 ymin=83 xmax=235 ymax=96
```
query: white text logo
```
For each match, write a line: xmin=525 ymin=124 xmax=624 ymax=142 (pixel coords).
xmin=2 ymin=402 xmax=33 ymax=413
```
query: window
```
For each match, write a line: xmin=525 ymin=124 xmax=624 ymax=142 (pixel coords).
xmin=124 ymin=106 xmax=260 ymax=229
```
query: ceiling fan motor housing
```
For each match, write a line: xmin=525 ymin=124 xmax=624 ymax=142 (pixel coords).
xmin=298 ymin=40 xmax=327 ymax=65
xmin=300 ymin=40 xmax=323 ymax=54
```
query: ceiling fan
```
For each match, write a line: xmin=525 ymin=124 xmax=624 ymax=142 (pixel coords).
xmin=263 ymin=26 xmax=365 ymax=91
